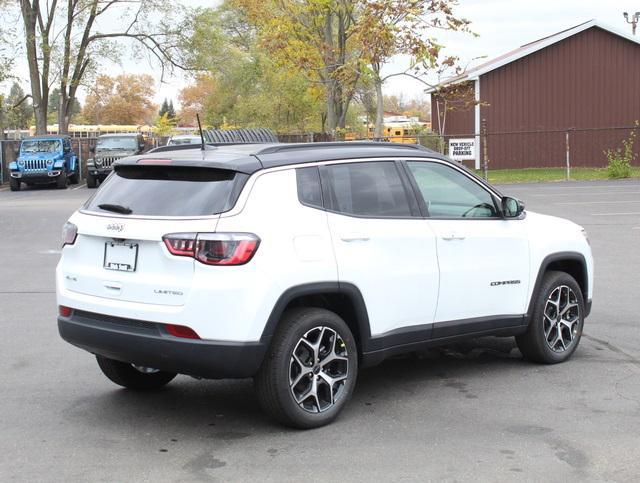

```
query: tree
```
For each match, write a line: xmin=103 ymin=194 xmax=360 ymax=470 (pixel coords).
xmin=159 ymin=99 xmax=176 ymax=119
xmin=48 ymin=88 xmax=81 ymax=124
xmin=159 ymin=99 xmax=169 ymax=118
xmin=17 ymin=0 xmax=190 ymax=134
xmin=83 ymin=74 xmax=156 ymax=125
xmin=235 ymin=0 xmax=363 ymax=132
xmin=178 ymin=75 xmax=217 ymax=127
xmin=154 ymin=112 xmax=176 ymax=137
xmin=355 ymin=0 xmax=472 ymax=137
xmin=6 ymin=82 xmax=32 ymax=131
xmin=183 ymin=3 xmax=323 ymax=132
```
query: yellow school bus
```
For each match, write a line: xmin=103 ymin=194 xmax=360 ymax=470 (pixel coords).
xmin=346 ymin=121 xmax=431 ymax=143
xmin=30 ymin=124 xmax=155 ymax=139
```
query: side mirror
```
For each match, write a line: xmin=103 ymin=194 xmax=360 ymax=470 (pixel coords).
xmin=89 ymin=146 xmax=95 ymax=153
xmin=501 ymin=196 xmax=525 ymax=218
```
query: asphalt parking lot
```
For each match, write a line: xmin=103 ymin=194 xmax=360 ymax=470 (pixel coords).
xmin=1 ymin=179 xmax=639 ymax=482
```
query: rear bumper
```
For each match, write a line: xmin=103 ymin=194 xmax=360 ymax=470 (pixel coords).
xmin=58 ymin=310 xmax=268 ymax=379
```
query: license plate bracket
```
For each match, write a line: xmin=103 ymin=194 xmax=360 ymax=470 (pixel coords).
xmin=104 ymin=242 xmax=138 ymax=272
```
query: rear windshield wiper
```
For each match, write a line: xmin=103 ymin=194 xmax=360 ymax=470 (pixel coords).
xmin=98 ymin=203 xmax=132 ymax=215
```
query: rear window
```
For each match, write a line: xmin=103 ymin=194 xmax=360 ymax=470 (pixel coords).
xmin=84 ymin=166 xmax=245 ymax=217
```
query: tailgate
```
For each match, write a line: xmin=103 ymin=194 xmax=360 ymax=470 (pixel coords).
xmin=59 ymin=212 xmax=219 ymax=306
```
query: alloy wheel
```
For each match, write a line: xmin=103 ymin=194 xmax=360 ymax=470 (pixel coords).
xmin=543 ymin=285 xmax=580 ymax=353
xmin=289 ymin=326 xmax=349 ymax=413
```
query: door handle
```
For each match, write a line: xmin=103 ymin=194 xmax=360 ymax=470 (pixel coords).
xmin=340 ymin=235 xmax=370 ymax=242
xmin=441 ymin=234 xmax=466 ymax=241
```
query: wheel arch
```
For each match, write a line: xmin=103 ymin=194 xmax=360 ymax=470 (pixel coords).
xmin=527 ymin=252 xmax=589 ymax=320
xmin=260 ymin=282 xmax=372 ymax=355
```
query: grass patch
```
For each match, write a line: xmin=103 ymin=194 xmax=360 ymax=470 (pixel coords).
xmin=476 ymin=167 xmax=640 ymax=184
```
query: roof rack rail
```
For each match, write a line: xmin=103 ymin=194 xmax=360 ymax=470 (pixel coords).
xmin=256 ymin=141 xmax=429 ymax=155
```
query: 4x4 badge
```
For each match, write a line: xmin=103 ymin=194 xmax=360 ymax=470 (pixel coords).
xmin=106 ymin=223 xmax=124 ymax=232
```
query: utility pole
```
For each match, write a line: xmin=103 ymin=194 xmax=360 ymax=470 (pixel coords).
xmin=624 ymin=12 xmax=640 ymax=35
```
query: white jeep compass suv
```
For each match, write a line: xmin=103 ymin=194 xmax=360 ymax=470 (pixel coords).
xmin=57 ymin=142 xmax=593 ymax=428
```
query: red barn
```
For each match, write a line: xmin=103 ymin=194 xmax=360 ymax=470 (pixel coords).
xmin=430 ymin=20 xmax=640 ymax=170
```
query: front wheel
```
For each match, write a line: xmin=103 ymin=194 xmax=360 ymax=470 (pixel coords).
xmin=516 ymin=270 xmax=585 ymax=364
xmin=56 ymin=172 xmax=68 ymax=189
xmin=96 ymin=355 xmax=177 ymax=390
xmin=255 ymin=308 xmax=358 ymax=429
xmin=86 ymin=173 xmax=97 ymax=188
xmin=9 ymin=177 xmax=20 ymax=191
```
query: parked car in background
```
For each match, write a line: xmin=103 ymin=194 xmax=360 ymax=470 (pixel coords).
xmin=86 ymin=133 xmax=146 ymax=188
xmin=56 ymin=142 xmax=593 ymax=428
xmin=166 ymin=134 xmax=203 ymax=146
xmin=9 ymin=135 xmax=79 ymax=191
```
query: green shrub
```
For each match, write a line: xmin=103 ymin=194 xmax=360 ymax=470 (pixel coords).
xmin=605 ymin=125 xmax=637 ymax=179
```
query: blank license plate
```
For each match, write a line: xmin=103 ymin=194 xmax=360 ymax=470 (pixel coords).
xmin=104 ymin=242 xmax=138 ymax=272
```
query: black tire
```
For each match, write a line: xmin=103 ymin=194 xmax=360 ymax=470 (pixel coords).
xmin=69 ymin=169 xmax=79 ymax=184
xmin=255 ymin=307 xmax=358 ymax=429
xmin=56 ymin=172 xmax=68 ymax=189
xmin=86 ymin=173 xmax=97 ymax=188
xmin=9 ymin=178 xmax=20 ymax=191
xmin=96 ymin=355 xmax=177 ymax=390
xmin=516 ymin=270 xmax=585 ymax=364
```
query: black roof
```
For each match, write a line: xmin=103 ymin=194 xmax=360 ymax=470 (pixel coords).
xmin=117 ymin=142 xmax=451 ymax=174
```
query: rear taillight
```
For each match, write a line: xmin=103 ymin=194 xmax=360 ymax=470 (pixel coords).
xmin=62 ymin=222 xmax=77 ymax=247
xmin=163 ymin=232 xmax=198 ymax=257
xmin=163 ymin=233 xmax=260 ymax=266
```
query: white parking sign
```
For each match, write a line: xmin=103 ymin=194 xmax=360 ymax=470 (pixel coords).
xmin=448 ymin=138 xmax=476 ymax=161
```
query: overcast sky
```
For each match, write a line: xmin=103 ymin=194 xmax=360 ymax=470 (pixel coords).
xmin=4 ymin=0 xmax=640 ymax=108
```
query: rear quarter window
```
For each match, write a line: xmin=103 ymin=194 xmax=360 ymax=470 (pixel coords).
xmin=296 ymin=167 xmax=324 ymax=209
xmin=84 ymin=166 xmax=246 ymax=217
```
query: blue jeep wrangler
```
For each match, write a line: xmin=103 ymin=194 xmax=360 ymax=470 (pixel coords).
xmin=9 ymin=135 xmax=79 ymax=191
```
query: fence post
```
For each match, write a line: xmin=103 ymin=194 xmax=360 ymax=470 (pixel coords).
xmin=0 ymin=141 xmax=4 ymax=185
xmin=565 ymin=130 xmax=571 ymax=181
xmin=77 ymin=139 xmax=83 ymax=182
xmin=482 ymin=118 xmax=489 ymax=181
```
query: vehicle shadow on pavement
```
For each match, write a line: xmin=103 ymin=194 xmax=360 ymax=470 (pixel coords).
xmin=63 ymin=337 xmax=531 ymax=437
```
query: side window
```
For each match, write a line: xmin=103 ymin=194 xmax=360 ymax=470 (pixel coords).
xmin=296 ymin=166 xmax=323 ymax=209
xmin=406 ymin=161 xmax=498 ymax=218
xmin=322 ymin=161 xmax=412 ymax=217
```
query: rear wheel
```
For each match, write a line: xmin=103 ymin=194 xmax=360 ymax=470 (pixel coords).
xmin=56 ymin=172 xmax=68 ymax=189
xmin=86 ymin=173 xmax=97 ymax=188
xmin=69 ymin=168 xmax=79 ymax=184
xmin=516 ymin=270 xmax=584 ymax=364
xmin=255 ymin=307 xmax=358 ymax=429
xmin=96 ymin=355 xmax=176 ymax=390
xmin=9 ymin=178 xmax=20 ymax=191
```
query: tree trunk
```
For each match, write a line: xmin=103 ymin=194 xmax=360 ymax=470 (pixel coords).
xmin=20 ymin=1 xmax=47 ymax=134
xmin=374 ymin=75 xmax=384 ymax=138
xmin=326 ymin=82 xmax=337 ymax=133
xmin=58 ymin=90 xmax=73 ymax=134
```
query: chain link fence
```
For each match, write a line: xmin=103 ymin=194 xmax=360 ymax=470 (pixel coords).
xmin=2 ymin=126 xmax=638 ymax=185
xmin=415 ymin=126 xmax=640 ymax=176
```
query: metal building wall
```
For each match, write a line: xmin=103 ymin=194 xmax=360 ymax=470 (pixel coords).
xmin=480 ymin=27 xmax=640 ymax=169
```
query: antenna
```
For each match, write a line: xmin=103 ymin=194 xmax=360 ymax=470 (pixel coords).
xmin=196 ymin=113 xmax=206 ymax=151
